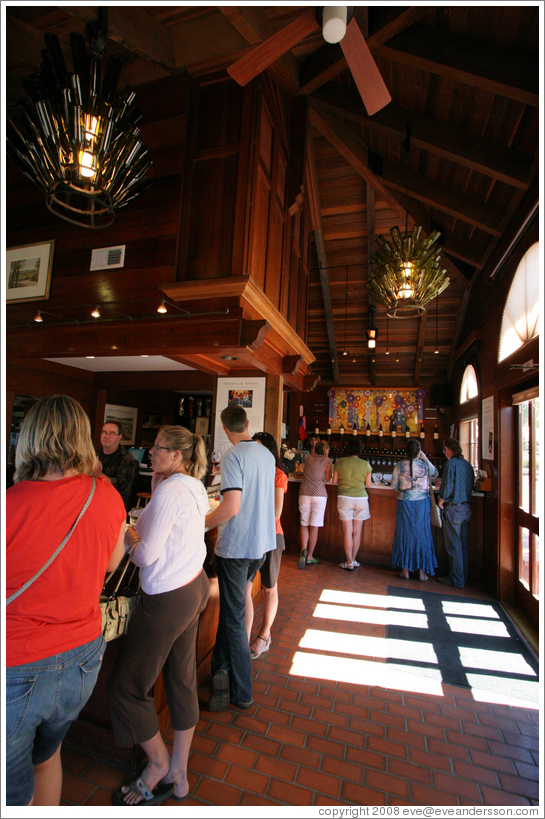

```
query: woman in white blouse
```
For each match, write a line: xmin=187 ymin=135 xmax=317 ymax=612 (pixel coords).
xmin=108 ymin=426 xmax=210 ymax=806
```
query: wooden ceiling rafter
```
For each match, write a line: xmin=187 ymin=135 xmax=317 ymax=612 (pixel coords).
xmin=375 ymin=25 xmax=539 ymax=108
xmin=309 ymin=86 xmax=533 ymax=192
xmin=299 ymin=6 xmax=432 ymax=95
xmin=306 ymin=128 xmax=340 ymax=383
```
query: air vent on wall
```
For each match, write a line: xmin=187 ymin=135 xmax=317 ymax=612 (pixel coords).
xmin=90 ymin=245 xmax=126 ymax=270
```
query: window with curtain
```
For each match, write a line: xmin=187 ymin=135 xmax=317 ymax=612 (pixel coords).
xmin=460 ymin=364 xmax=478 ymax=403
xmin=498 ymin=242 xmax=539 ymax=362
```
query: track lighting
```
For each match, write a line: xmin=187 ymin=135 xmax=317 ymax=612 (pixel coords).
xmin=34 ymin=311 xmax=43 ymax=322
xmin=91 ymin=305 xmax=101 ymax=318
xmin=157 ymin=300 xmax=167 ymax=314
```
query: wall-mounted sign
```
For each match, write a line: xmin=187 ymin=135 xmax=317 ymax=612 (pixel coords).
xmin=326 ymin=388 xmax=426 ymax=433
xmin=214 ymin=377 xmax=266 ymax=453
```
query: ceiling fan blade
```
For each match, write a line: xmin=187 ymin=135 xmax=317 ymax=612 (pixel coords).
xmin=227 ymin=8 xmax=319 ymax=86
xmin=340 ymin=17 xmax=391 ymax=116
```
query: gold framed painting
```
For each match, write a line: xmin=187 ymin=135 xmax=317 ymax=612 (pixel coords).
xmin=6 ymin=240 xmax=55 ymax=303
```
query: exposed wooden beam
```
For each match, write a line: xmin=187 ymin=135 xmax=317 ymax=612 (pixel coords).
xmin=367 ymin=185 xmax=377 ymax=386
xmin=381 ymin=159 xmax=503 ymax=237
xmin=218 ymin=6 xmax=270 ymax=44
xmin=375 ymin=25 xmax=538 ymax=107
xmin=309 ymin=103 xmax=407 ymax=223
xmin=299 ymin=6 xmax=430 ymax=95
xmin=306 ymin=129 xmax=341 ymax=383
xmin=6 ymin=315 xmax=265 ymax=359
xmin=166 ymin=354 xmax=230 ymax=377
xmin=309 ymin=85 xmax=533 ymax=190
xmin=65 ymin=6 xmax=176 ymax=71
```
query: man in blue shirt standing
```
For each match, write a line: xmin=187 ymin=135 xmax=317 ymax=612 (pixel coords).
xmin=205 ymin=405 xmax=276 ymax=711
xmin=437 ymin=438 xmax=475 ymax=588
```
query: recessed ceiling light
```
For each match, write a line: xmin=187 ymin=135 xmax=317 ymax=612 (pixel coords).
xmin=86 ymin=356 xmax=95 ymax=359
xmin=220 ymin=355 xmax=238 ymax=360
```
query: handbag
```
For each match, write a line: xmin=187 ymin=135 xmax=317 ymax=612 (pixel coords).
xmin=429 ymin=468 xmax=442 ymax=528
xmin=7 ymin=478 xmax=96 ymax=605
xmin=100 ymin=551 xmax=141 ymax=642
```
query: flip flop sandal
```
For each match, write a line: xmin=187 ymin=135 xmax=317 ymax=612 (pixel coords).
xmin=251 ymin=633 xmax=271 ymax=659
xmin=298 ymin=549 xmax=307 ymax=569
xmin=114 ymin=778 xmax=175 ymax=806
xmin=306 ymin=557 xmax=319 ymax=564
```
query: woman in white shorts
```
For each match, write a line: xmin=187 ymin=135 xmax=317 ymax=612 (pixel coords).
xmin=332 ymin=438 xmax=373 ymax=570
xmin=297 ymin=440 xmax=332 ymax=569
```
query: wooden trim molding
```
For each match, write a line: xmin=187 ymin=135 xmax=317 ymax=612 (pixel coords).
xmin=160 ymin=275 xmax=316 ymax=366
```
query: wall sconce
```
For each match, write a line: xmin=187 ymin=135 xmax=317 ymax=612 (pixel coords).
xmin=367 ymin=328 xmax=377 ymax=348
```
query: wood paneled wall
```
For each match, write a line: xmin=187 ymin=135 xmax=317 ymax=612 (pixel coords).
xmin=449 ymin=217 xmax=539 ymax=601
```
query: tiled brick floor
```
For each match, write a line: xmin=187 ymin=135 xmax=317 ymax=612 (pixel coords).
xmin=61 ymin=559 xmax=540 ymax=807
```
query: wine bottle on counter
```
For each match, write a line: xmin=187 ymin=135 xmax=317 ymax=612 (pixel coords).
xmin=405 ymin=424 xmax=411 ymax=440
xmin=433 ymin=425 xmax=439 ymax=440
xmin=315 ymin=420 xmax=319 ymax=434
xmin=339 ymin=422 xmax=344 ymax=437
xmin=420 ymin=424 xmax=426 ymax=439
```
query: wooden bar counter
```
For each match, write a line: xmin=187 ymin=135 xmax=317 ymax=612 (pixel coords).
xmin=281 ymin=478 xmax=483 ymax=579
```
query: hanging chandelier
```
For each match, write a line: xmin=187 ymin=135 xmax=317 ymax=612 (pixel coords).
xmin=6 ymin=25 xmax=152 ymax=228
xmin=367 ymin=124 xmax=449 ymax=319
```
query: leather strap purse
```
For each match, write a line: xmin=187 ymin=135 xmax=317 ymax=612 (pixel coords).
xmin=100 ymin=551 xmax=141 ymax=642
xmin=7 ymin=478 xmax=96 ymax=605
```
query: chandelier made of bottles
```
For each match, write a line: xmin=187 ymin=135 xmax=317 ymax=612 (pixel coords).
xmin=6 ymin=31 xmax=152 ymax=228
xmin=368 ymin=224 xmax=450 ymax=319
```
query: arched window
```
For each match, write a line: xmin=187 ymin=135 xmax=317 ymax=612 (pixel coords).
xmin=499 ymin=242 xmax=539 ymax=362
xmin=460 ymin=364 xmax=478 ymax=403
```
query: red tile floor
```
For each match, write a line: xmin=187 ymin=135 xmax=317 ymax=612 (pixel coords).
xmin=61 ymin=558 xmax=540 ymax=807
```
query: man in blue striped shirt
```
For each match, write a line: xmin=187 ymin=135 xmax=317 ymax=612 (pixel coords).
xmin=437 ymin=438 xmax=475 ymax=588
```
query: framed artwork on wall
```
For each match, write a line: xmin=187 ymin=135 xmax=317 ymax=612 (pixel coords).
xmin=6 ymin=241 xmax=55 ymax=303
xmin=104 ymin=404 xmax=138 ymax=446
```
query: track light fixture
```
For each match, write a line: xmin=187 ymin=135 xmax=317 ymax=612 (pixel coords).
xmin=157 ymin=300 xmax=168 ymax=314
xmin=91 ymin=305 xmax=101 ymax=318
xmin=34 ymin=311 xmax=43 ymax=322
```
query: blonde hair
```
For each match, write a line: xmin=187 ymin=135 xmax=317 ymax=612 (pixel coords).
xmin=159 ymin=425 xmax=207 ymax=480
xmin=14 ymin=395 xmax=97 ymax=482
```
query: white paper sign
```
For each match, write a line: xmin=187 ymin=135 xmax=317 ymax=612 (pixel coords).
xmin=214 ymin=377 xmax=266 ymax=453
xmin=482 ymin=395 xmax=494 ymax=460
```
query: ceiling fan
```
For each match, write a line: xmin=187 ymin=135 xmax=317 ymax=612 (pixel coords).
xmin=227 ymin=6 xmax=391 ymax=117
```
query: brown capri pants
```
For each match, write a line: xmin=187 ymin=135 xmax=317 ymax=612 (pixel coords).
xmin=108 ymin=569 xmax=210 ymax=747
xmin=259 ymin=533 xmax=285 ymax=588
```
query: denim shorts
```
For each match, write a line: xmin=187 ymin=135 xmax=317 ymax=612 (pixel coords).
xmin=5 ymin=635 xmax=105 ymax=806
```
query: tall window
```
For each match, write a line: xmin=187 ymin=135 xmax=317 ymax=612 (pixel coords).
xmin=460 ymin=418 xmax=479 ymax=470
xmin=498 ymin=242 xmax=539 ymax=362
xmin=460 ymin=364 xmax=478 ymax=403
xmin=513 ymin=388 xmax=540 ymax=602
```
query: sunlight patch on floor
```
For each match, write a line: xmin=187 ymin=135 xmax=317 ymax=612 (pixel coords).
xmin=289 ymin=650 xmax=444 ymax=695
xmin=457 ymin=646 xmax=538 ymax=675
xmin=319 ymin=588 xmax=426 ymax=611
xmin=441 ymin=600 xmax=500 ymax=619
xmin=445 ymin=616 xmax=511 ymax=638
xmin=313 ymin=602 xmax=428 ymax=628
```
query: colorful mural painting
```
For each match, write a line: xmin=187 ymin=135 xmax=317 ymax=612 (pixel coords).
xmin=326 ymin=388 xmax=426 ymax=433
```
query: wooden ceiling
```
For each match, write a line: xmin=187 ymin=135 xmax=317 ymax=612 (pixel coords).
xmin=5 ymin=5 xmax=539 ymax=388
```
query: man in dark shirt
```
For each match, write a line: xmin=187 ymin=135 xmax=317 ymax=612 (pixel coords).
xmin=94 ymin=421 xmax=138 ymax=512
xmin=437 ymin=437 xmax=475 ymax=588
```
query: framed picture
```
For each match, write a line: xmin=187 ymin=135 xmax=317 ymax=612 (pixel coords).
xmin=6 ymin=241 xmax=55 ymax=303
xmin=104 ymin=404 xmax=138 ymax=446
xmin=195 ymin=417 xmax=209 ymax=436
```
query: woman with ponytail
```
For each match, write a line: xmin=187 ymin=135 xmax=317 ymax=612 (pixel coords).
xmin=108 ymin=426 xmax=210 ymax=805
xmin=390 ymin=438 xmax=438 ymax=582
